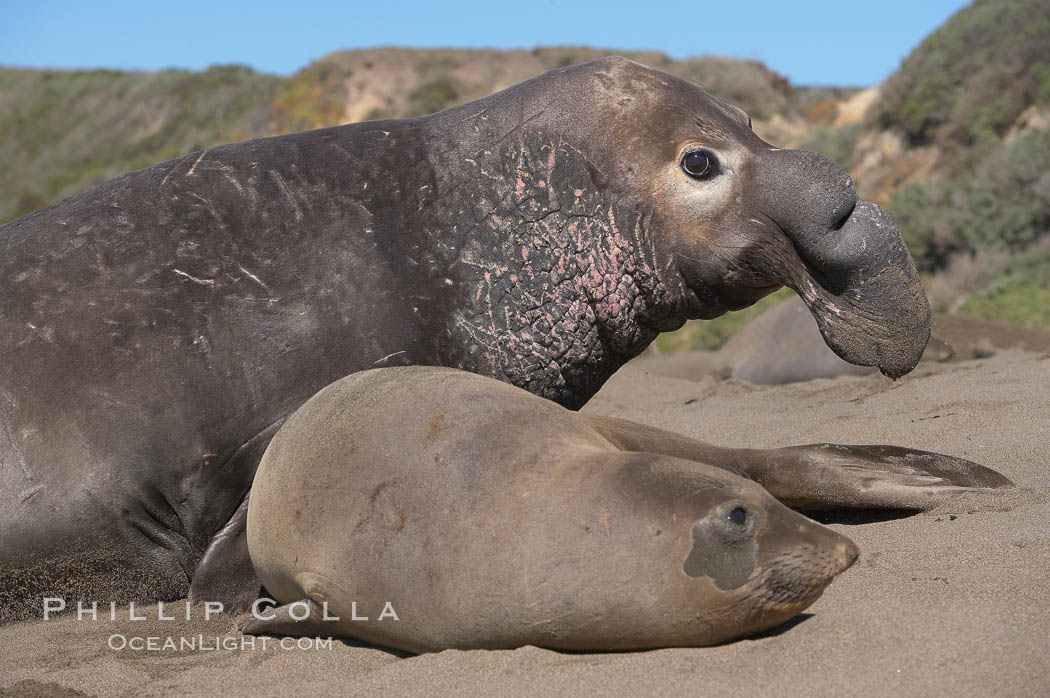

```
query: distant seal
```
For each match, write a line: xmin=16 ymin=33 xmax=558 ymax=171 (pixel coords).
xmin=718 ymin=296 xmax=956 ymax=385
xmin=632 ymin=297 xmax=956 ymax=384
xmin=240 ymin=366 xmax=861 ymax=652
xmin=0 ymin=56 xmax=1008 ymax=620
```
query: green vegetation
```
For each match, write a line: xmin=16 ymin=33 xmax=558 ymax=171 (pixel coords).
xmin=793 ymin=86 xmax=863 ymax=121
xmin=407 ymin=73 xmax=461 ymax=116
xmin=554 ymin=51 xmax=579 ymax=69
xmin=874 ymin=0 xmax=1050 ymax=147
xmin=1 ymin=47 xmax=813 ymax=225
xmin=653 ymin=288 xmax=794 ymax=352
xmin=957 ymin=247 xmax=1050 ymax=327
xmin=675 ymin=57 xmax=792 ymax=121
xmin=654 ymin=2 xmax=1050 ymax=350
xmin=0 ymin=65 xmax=278 ymax=223
xmin=885 ymin=127 xmax=1050 ymax=271
xmin=404 ymin=57 xmax=464 ymax=116
xmin=270 ymin=61 xmax=345 ymax=133
xmin=862 ymin=1 xmax=1050 ymax=335
xmin=802 ymin=123 xmax=864 ymax=171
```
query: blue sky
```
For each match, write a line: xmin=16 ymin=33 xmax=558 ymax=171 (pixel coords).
xmin=2 ymin=0 xmax=970 ymax=86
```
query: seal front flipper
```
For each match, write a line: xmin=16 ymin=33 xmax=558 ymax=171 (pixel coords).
xmin=189 ymin=495 xmax=261 ymax=613
xmin=238 ymin=598 xmax=330 ymax=638
xmin=740 ymin=444 xmax=1014 ymax=510
xmin=189 ymin=420 xmax=286 ymax=612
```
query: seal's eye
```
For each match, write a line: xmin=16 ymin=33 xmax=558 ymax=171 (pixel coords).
xmin=747 ymin=115 xmax=753 ymax=130
xmin=727 ymin=506 xmax=747 ymax=526
xmin=681 ymin=149 xmax=717 ymax=179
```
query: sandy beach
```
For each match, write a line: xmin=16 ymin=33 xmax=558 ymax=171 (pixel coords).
xmin=1 ymin=349 xmax=1048 ymax=696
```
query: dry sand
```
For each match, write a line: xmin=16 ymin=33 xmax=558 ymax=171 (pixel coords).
xmin=1 ymin=351 xmax=1048 ymax=696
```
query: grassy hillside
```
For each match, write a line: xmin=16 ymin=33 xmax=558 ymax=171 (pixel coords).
xmin=0 ymin=47 xmax=824 ymax=227
xmin=264 ymin=46 xmax=815 ymax=128
xmin=873 ymin=0 xmax=1050 ymax=148
xmin=0 ymin=66 xmax=280 ymax=222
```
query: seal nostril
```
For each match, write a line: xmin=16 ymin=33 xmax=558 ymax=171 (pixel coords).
xmin=839 ymin=543 xmax=859 ymax=568
xmin=830 ymin=199 xmax=857 ymax=232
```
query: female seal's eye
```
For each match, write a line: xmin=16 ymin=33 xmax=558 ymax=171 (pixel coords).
xmin=727 ymin=506 xmax=747 ymax=526
xmin=681 ymin=149 xmax=717 ymax=179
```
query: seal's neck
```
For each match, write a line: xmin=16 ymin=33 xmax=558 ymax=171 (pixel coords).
xmin=432 ymin=135 xmax=687 ymax=408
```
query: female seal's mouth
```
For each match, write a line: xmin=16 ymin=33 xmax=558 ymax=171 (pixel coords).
xmin=750 ymin=543 xmax=856 ymax=611
xmin=760 ymin=578 xmax=830 ymax=607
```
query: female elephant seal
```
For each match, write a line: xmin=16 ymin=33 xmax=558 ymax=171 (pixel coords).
xmin=0 ymin=56 xmax=1010 ymax=620
xmin=241 ymin=366 xmax=860 ymax=652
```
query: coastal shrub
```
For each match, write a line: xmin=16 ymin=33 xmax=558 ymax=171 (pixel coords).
xmin=957 ymin=246 xmax=1050 ymax=327
xmin=676 ymin=58 xmax=793 ymax=122
xmin=407 ymin=72 xmax=461 ymax=116
xmin=874 ymin=0 xmax=1050 ymax=146
xmin=802 ymin=123 xmax=864 ymax=171
xmin=886 ymin=127 xmax=1050 ymax=271
xmin=406 ymin=56 xmax=465 ymax=116
xmin=270 ymin=61 xmax=345 ymax=133
xmin=0 ymin=66 xmax=278 ymax=223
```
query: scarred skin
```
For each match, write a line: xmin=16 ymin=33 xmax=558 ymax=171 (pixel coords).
xmin=432 ymin=130 xmax=679 ymax=404
xmin=0 ymin=57 xmax=1009 ymax=621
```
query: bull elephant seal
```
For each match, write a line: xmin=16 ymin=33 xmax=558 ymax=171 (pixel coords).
xmin=0 ymin=56 xmax=1006 ymax=621
xmin=241 ymin=366 xmax=864 ymax=652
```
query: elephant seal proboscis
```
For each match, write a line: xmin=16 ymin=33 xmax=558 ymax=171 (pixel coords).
xmin=240 ymin=366 xmax=863 ymax=653
xmin=0 ymin=56 xmax=1010 ymax=621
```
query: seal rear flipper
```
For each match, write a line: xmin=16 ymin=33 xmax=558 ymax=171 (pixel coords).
xmin=189 ymin=495 xmax=262 ymax=613
xmin=579 ymin=414 xmax=753 ymax=478
xmin=237 ymin=598 xmax=330 ymax=638
xmin=742 ymin=444 xmax=1014 ymax=510
xmin=579 ymin=415 xmax=1014 ymax=510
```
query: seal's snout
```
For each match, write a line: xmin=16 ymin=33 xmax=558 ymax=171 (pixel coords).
xmin=806 ymin=522 xmax=859 ymax=576
xmin=748 ymin=505 xmax=860 ymax=615
xmin=749 ymin=146 xmax=931 ymax=379
xmin=756 ymin=538 xmax=857 ymax=609
xmin=754 ymin=149 xmax=858 ymax=249
xmin=838 ymin=539 xmax=860 ymax=571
